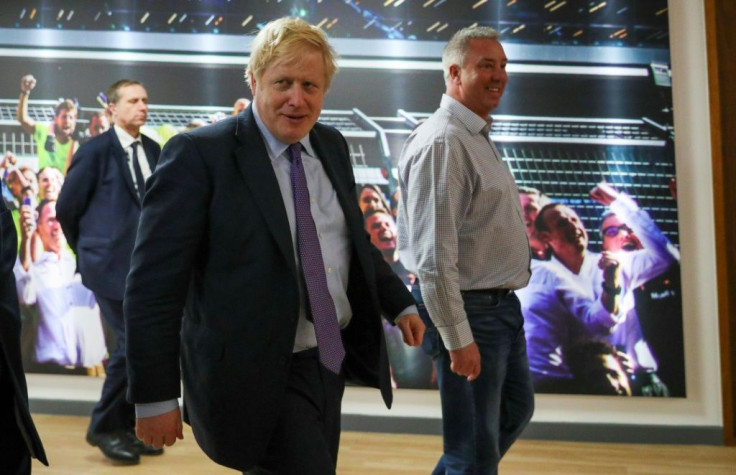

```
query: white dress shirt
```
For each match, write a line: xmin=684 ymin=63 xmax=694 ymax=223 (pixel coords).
xmin=114 ymin=124 xmax=152 ymax=183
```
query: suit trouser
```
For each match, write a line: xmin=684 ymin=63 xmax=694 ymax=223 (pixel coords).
xmin=88 ymin=295 xmax=135 ymax=436
xmin=413 ymin=286 xmax=535 ymax=475
xmin=246 ymin=348 xmax=345 ymax=475
xmin=0 ymin=360 xmax=31 ymax=475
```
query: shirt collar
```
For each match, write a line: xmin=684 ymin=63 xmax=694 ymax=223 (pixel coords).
xmin=114 ymin=124 xmax=140 ymax=149
xmin=251 ymin=102 xmax=316 ymax=161
xmin=440 ymin=94 xmax=492 ymax=137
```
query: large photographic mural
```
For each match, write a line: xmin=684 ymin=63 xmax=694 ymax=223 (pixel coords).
xmin=0 ymin=0 xmax=683 ymax=396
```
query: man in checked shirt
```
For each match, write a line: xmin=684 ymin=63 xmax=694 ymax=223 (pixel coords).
xmin=397 ymin=26 xmax=534 ymax=474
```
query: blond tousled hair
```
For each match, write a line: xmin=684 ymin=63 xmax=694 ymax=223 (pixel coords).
xmin=245 ymin=17 xmax=339 ymax=92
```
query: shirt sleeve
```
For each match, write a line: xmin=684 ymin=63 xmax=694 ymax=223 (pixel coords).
xmin=558 ymin=276 xmax=619 ymax=333
xmin=135 ymin=399 xmax=180 ymax=419
xmin=531 ymin=265 xmax=619 ymax=336
xmin=404 ymin=138 xmax=474 ymax=350
xmin=69 ymin=279 xmax=97 ymax=308
xmin=394 ymin=305 xmax=419 ymax=324
xmin=610 ymin=193 xmax=679 ymax=289
xmin=13 ymin=258 xmax=36 ymax=305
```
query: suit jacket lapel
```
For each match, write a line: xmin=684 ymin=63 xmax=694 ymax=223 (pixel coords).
xmin=233 ymin=108 xmax=297 ymax=277
xmin=109 ymin=130 xmax=141 ymax=206
xmin=141 ymin=136 xmax=159 ymax=170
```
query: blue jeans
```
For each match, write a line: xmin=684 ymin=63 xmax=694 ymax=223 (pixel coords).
xmin=413 ymin=286 xmax=535 ymax=474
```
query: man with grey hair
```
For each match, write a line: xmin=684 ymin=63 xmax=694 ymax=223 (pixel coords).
xmin=124 ymin=16 xmax=423 ymax=473
xmin=398 ymin=25 xmax=534 ymax=473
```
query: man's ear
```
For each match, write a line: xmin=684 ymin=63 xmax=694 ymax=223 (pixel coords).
xmin=448 ymin=64 xmax=461 ymax=83
xmin=538 ymin=230 xmax=551 ymax=244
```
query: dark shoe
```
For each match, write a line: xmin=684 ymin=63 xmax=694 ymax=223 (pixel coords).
xmin=125 ymin=430 xmax=164 ymax=456
xmin=86 ymin=431 xmax=140 ymax=464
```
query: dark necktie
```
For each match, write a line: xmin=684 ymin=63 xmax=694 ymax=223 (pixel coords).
xmin=288 ymin=143 xmax=345 ymax=374
xmin=130 ymin=141 xmax=146 ymax=201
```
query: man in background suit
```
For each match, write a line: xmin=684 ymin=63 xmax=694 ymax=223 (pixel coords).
xmin=1 ymin=198 xmax=48 ymax=473
xmin=56 ymin=79 xmax=161 ymax=465
xmin=124 ymin=17 xmax=424 ymax=473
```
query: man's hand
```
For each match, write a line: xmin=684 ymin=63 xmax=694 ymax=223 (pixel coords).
xmin=589 ymin=181 xmax=619 ymax=207
xmin=18 ymin=203 xmax=36 ymax=238
xmin=136 ymin=407 xmax=184 ymax=449
xmin=1 ymin=151 xmax=17 ymax=169
xmin=449 ymin=342 xmax=481 ymax=382
xmin=396 ymin=313 xmax=425 ymax=346
xmin=20 ymin=75 xmax=36 ymax=93
xmin=598 ymin=251 xmax=621 ymax=286
xmin=599 ymin=251 xmax=622 ymax=314
xmin=668 ymin=177 xmax=678 ymax=201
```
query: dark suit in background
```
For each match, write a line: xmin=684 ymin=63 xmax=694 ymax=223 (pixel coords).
xmin=0 ymin=198 xmax=48 ymax=473
xmin=57 ymin=127 xmax=159 ymax=450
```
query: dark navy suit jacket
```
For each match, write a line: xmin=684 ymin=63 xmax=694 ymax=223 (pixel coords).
xmin=57 ymin=128 xmax=160 ymax=301
xmin=123 ymin=106 xmax=415 ymax=471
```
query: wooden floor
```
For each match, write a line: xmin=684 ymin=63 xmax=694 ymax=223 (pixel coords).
xmin=30 ymin=414 xmax=736 ymax=474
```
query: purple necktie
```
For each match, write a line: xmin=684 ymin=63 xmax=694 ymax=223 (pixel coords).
xmin=288 ymin=143 xmax=345 ymax=374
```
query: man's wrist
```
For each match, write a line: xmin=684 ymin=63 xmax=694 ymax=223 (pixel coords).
xmin=436 ymin=319 xmax=474 ymax=351
xmin=135 ymin=399 xmax=180 ymax=418
xmin=20 ymin=90 xmax=30 ymax=96
xmin=394 ymin=305 xmax=418 ymax=324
